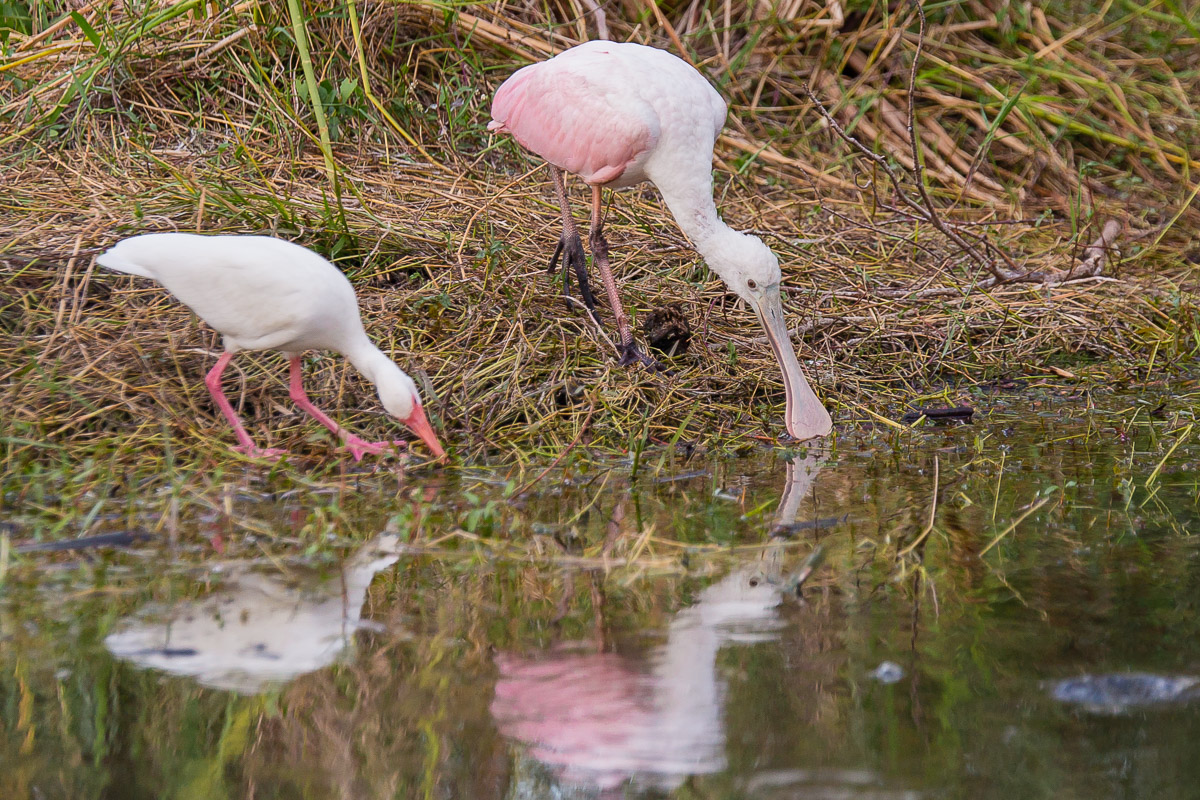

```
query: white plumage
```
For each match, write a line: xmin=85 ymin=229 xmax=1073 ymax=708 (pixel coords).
xmin=97 ymin=233 xmax=445 ymax=460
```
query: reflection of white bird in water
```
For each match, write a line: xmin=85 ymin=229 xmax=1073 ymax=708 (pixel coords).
xmin=491 ymin=449 xmax=827 ymax=793
xmin=104 ymin=534 xmax=402 ymax=694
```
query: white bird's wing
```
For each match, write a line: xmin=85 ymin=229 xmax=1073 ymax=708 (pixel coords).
xmin=98 ymin=234 xmax=360 ymax=353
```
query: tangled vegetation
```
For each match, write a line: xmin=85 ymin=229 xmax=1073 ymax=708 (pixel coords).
xmin=2 ymin=0 xmax=1198 ymax=467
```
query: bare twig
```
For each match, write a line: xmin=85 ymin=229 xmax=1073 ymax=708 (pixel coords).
xmin=804 ymin=1 xmax=1029 ymax=285
xmin=579 ymin=0 xmax=609 ymax=40
xmin=182 ymin=25 xmax=256 ymax=69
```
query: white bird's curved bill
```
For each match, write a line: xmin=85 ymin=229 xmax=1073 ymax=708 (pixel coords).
xmin=750 ymin=288 xmax=833 ymax=441
xmin=403 ymin=405 xmax=447 ymax=459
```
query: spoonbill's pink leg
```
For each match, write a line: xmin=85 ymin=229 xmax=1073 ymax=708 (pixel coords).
xmin=204 ymin=352 xmax=286 ymax=459
xmin=549 ymin=166 xmax=600 ymax=322
xmin=287 ymin=358 xmax=406 ymax=462
xmin=588 ymin=186 xmax=660 ymax=370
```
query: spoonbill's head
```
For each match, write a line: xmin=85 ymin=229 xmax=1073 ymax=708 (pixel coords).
xmin=706 ymin=231 xmax=833 ymax=442
xmin=706 ymin=231 xmax=783 ymax=308
xmin=376 ymin=369 xmax=447 ymax=460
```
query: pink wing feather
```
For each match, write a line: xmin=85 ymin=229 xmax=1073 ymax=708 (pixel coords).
xmin=489 ymin=57 xmax=659 ymax=185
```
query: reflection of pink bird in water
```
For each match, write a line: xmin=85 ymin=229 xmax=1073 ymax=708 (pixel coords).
xmin=492 ymin=451 xmax=827 ymax=793
xmin=491 ymin=566 xmax=783 ymax=793
xmin=489 ymin=41 xmax=832 ymax=441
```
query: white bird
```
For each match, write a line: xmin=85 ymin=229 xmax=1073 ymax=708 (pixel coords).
xmin=489 ymin=40 xmax=833 ymax=441
xmin=96 ymin=233 xmax=446 ymax=460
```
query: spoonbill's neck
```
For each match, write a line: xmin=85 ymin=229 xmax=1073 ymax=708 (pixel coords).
xmin=653 ymin=168 xmax=726 ymax=247
xmin=650 ymin=569 xmax=781 ymax=742
xmin=653 ymin=606 xmax=723 ymax=730
xmin=651 ymin=169 xmax=760 ymax=284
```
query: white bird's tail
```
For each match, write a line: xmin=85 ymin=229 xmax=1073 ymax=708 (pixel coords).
xmin=95 ymin=234 xmax=177 ymax=279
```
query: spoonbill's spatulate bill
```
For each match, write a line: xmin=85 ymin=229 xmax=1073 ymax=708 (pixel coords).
xmin=489 ymin=40 xmax=833 ymax=441
xmin=96 ymin=233 xmax=446 ymax=460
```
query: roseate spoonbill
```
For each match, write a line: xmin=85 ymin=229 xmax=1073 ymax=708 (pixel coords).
xmin=96 ymin=233 xmax=446 ymax=460
xmin=106 ymin=532 xmax=402 ymax=693
xmin=489 ymin=40 xmax=833 ymax=441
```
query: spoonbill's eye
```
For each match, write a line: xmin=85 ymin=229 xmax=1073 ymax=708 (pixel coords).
xmin=746 ymin=279 xmax=758 ymax=290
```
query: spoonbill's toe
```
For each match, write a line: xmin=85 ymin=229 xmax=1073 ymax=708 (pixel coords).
xmin=551 ymin=232 xmax=598 ymax=320
xmin=617 ymin=341 xmax=663 ymax=372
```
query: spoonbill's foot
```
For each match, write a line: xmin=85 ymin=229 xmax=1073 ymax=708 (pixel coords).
xmin=232 ymin=444 xmax=287 ymax=460
xmin=551 ymin=233 xmax=599 ymax=321
xmin=342 ymin=437 xmax=409 ymax=462
xmin=617 ymin=341 xmax=668 ymax=373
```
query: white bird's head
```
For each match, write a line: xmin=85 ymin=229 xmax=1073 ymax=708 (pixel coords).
xmin=374 ymin=365 xmax=447 ymax=459
xmin=702 ymin=230 xmax=833 ymax=442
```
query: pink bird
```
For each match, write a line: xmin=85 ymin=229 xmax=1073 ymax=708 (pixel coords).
xmin=489 ymin=40 xmax=832 ymax=441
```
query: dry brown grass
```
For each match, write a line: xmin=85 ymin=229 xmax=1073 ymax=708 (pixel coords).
xmin=2 ymin=0 xmax=1199 ymax=464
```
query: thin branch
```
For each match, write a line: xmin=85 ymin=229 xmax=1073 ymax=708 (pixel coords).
xmin=803 ymin=0 xmax=1033 ymax=285
xmin=509 ymin=401 xmax=596 ymax=498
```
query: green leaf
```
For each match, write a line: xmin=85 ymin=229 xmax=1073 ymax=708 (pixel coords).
xmin=70 ymin=11 xmax=106 ymax=55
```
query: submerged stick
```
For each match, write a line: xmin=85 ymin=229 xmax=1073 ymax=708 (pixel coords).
xmin=979 ymin=495 xmax=1053 ymax=556
xmin=781 ymin=545 xmax=827 ymax=594
xmin=901 ymin=405 xmax=975 ymax=424
xmin=15 ymin=530 xmax=154 ymax=554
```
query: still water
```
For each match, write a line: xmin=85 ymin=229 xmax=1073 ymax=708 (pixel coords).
xmin=4 ymin=402 xmax=1200 ymax=799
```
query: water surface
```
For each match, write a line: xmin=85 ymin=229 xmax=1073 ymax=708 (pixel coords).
xmin=5 ymin=400 xmax=1200 ymax=799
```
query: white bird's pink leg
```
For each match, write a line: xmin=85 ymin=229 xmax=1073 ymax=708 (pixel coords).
xmin=549 ymin=166 xmax=599 ymax=322
xmin=287 ymin=358 xmax=406 ymax=462
xmin=588 ymin=186 xmax=660 ymax=370
xmin=204 ymin=352 xmax=286 ymax=460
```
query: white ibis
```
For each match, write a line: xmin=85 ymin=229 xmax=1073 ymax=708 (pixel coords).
xmin=489 ymin=40 xmax=833 ymax=441
xmin=97 ymin=233 xmax=446 ymax=460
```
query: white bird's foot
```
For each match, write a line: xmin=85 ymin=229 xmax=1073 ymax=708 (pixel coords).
xmin=342 ymin=437 xmax=408 ymax=462
xmin=232 ymin=444 xmax=287 ymax=460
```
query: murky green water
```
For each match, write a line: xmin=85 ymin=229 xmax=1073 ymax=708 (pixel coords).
xmin=5 ymin=401 xmax=1200 ymax=799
